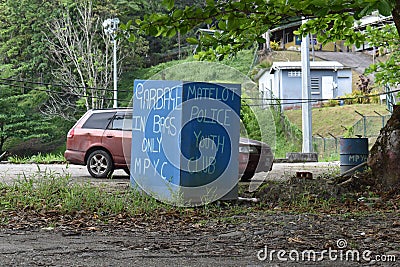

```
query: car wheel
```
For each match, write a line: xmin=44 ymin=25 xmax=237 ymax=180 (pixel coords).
xmin=87 ymin=150 xmax=114 ymax=178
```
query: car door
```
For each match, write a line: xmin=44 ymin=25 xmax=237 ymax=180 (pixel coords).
xmin=77 ymin=111 xmax=116 ymax=153
xmin=102 ymin=112 xmax=132 ymax=167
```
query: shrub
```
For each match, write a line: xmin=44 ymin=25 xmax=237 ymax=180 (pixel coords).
xmin=270 ymin=40 xmax=281 ymax=50
xmin=368 ymin=90 xmax=380 ymax=104
xmin=324 ymin=99 xmax=339 ymax=107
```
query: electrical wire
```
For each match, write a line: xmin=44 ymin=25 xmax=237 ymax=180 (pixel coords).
xmin=0 ymin=77 xmax=398 ymax=106
xmin=0 ymin=80 xmax=131 ymax=104
xmin=241 ymin=87 xmax=400 ymax=107
xmin=242 ymin=88 xmax=400 ymax=101
xmin=0 ymin=78 xmax=132 ymax=94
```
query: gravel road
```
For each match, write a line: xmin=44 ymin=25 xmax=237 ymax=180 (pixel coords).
xmin=0 ymin=161 xmax=339 ymax=185
xmin=1 ymin=212 xmax=398 ymax=266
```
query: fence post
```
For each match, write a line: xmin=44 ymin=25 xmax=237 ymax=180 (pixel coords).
xmin=355 ymin=110 xmax=366 ymax=137
xmin=328 ymin=133 xmax=338 ymax=153
xmin=317 ymin=134 xmax=326 ymax=153
xmin=374 ymin=111 xmax=385 ymax=129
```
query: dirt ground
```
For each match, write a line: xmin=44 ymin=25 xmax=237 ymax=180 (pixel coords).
xmin=0 ymin=164 xmax=399 ymax=266
xmin=1 ymin=204 xmax=399 ymax=266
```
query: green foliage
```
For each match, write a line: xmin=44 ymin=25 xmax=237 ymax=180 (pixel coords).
xmin=349 ymin=90 xmax=365 ymax=104
xmin=0 ymin=0 xmax=59 ymax=78
xmin=274 ymin=136 xmax=301 ymax=159
xmin=239 ymin=100 xmax=302 ymax=158
xmin=135 ymin=0 xmax=390 ymax=60
xmin=364 ymin=24 xmax=400 ymax=87
xmin=297 ymin=13 xmax=366 ymax=47
xmin=120 ymin=0 xmax=205 ymax=66
xmin=257 ymin=60 xmax=273 ymax=69
xmin=368 ymin=90 xmax=381 ymax=104
xmin=240 ymin=100 xmax=277 ymax=150
xmin=131 ymin=49 xmax=255 ymax=81
xmin=320 ymin=153 xmax=340 ymax=162
xmin=134 ymin=0 xmax=400 ymax=91
xmin=0 ymin=85 xmax=58 ymax=153
xmin=324 ymin=99 xmax=339 ymax=107
xmin=343 ymin=126 xmax=355 ymax=138
xmin=269 ymin=106 xmax=302 ymax=157
xmin=269 ymin=40 xmax=281 ymax=51
xmin=240 ymin=98 xmax=261 ymax=140
xmin=341 ymin=90 xmax=380 ymax=105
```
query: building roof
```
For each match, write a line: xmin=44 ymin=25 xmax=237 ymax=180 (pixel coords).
xmin=269 ymin=20 xmax=302 ymax=33
xmin=355 ymin=13 xmax=393 ymax=29
xmin=269 ymin=61 xmax=347 ymax=73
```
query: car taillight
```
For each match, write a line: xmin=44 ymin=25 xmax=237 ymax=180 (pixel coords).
xmin=67 ymin=128 xmax=75 ymax=138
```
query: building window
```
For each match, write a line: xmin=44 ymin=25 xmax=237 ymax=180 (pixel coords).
xmin=288 ymin=71 xmax=301 ymax=77
xmin=284 ymin=29 xmax=295 ymax=44
xmin=311 ymin=77 xmax=320 ymax=95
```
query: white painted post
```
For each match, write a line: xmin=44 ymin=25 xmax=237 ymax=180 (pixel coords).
xmin=103 ymin=18 xmax=119 ymax=108
xmin=113 ymin=38 xmax=118 ymax=108
xmin=301 ymin=30 xmax=313 ymax=153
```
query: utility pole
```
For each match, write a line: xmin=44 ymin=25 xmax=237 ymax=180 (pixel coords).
xmin=301 ymin=27 xmax=313 ymax=153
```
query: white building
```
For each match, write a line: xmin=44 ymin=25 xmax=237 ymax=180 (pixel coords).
xmin=258 ymin=61 xmax=352 ymax=110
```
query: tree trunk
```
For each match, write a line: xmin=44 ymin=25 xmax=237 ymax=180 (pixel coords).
xmin=391 ymin=1 xmax=400 ymax=36
xmin=367 ymin=105 xmax=400 ymax=189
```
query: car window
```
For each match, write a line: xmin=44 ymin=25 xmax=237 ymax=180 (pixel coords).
xmin=82 ymin=112 xmax=116 ymax=129
xmin=110 ymin=114 xmax=132 ymax=130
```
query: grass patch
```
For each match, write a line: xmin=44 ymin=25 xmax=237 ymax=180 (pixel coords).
xmin=0 ymin=172 xmax=252 ymax=223
xmin=1 ymin=171 xmax=398 ymax=230
xmin=8 ymin=152 xmax=66 ymax=164
xmin=320 ymin=153 xmax=340 ymax=162
xmin=0 ymin=171 xmax=164 ymax=217
xmin=119 ymin=48 xmax=257 ymax=105
xmin=129 ymin=49 xmax=256 ymax=81
xmin=274 ymin=134 xmax=301 ymax=158
xmin=0 ymin=171 xmax=260 ymax=229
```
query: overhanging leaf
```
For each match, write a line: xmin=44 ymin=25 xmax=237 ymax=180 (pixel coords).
xmin=377 ymin=0 xmax=393 ymax=16
xmin=186 ymin=37 xmax=199 ymax=44
xmin=162 ymin=0 xmax=175 ymax=11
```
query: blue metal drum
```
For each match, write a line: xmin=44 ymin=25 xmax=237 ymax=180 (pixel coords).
xmin=339 ymin=138 xmax=368 ymax=174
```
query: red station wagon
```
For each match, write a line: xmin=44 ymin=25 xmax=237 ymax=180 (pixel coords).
xmin=65 ymin=109 xmax=274 ymax=181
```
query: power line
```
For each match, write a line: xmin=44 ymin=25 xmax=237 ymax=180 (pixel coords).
xmin=1 ymin=77 xmax=398 ymax=106
xmin=243 ymin=88 xmax=400 ymax=101
xmin=242 ymin=88 xmax=400 ymax=106
xmin=0 ymin=80 xmax=131 ymax=104
xmin=0 ymin=78 xmax=132 ymax=94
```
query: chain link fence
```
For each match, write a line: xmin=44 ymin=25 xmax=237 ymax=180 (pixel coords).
xmin=313 ymin=114 xmax=391 ymax=160
xmin=312 ymin=136 xmax=339 ymax=160
xmin=352 ymin=114 xmax=391 ymax=137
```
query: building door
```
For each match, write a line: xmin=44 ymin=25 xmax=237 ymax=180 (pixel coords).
xmin=322 ymin=76 xmax=334 ymax=99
